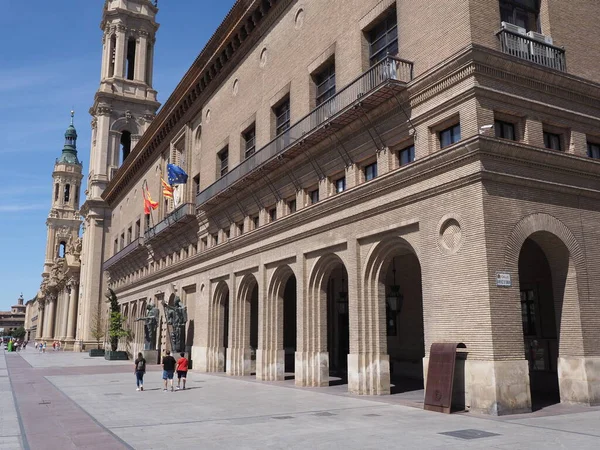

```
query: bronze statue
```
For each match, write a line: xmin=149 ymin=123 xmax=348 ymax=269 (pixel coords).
xmin=135 ymin=303 xmax=159 ymax=350
xmin=162 ymin=296 xmax=188 ymax=353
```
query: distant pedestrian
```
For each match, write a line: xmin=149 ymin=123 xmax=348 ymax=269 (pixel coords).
xmin=176 ymin=352 xmax=188 ymax=390
xmin=134 ymin=352 xmax=146 ymax=391
xmin=43 ymin=341 xmax=47 ymax=353
xmin=162 ymin=350 xmax=176 ymax=392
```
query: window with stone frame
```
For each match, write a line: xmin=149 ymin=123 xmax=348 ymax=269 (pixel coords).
xmin=314 ymin=61 xmax=336 ymax=107
xmin=335 ymin=176 xmax=346 ymax=194
xmin=439 ymin=123 xmax=461 ymax=149
xmin=499 ymin=0 xmax=540 ymax=32
xmin=309 ymin=188 xmax=319 ymax=205
xmin=218 ymin=146 xmax=229 ymax=177
xmin=268 ymin=207 xmax=277 ymax=223
xmin=587 ymin=142 xmax=600 ymax=159
xmin=287 ymin=198 xmax=297 ymax=214
xmin=367 ymin=8 xmax=398 ymax=66
xmin=364 ymin=162 xmax=378 ymax=181
xmin=274 ymin=98 xmax=291 ymax=136
xmin=243 ymin=124 xmax=256 ymax=159
xmin=398 ymin=145 xmax=415 ymax=166
xmin=543 ymin=131 xmax=562 ymax=151
xmin=135 ymin=219 xmax=141 ymax=239
xmin=495 ymin=120 xmax=517 ymax=141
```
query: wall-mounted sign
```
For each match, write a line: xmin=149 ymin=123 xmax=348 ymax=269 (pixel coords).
xmin=496 ymin=272 xmax=512 ymax=287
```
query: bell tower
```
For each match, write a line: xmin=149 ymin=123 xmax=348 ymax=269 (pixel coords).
xmin=44 ymin=112 xmax=83 ymax=276
xmin=78 ymin=0 xmax=160 ymax=349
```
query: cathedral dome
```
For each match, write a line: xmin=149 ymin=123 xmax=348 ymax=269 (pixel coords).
xmin=58 ymin=111 xmax=80 ymax=165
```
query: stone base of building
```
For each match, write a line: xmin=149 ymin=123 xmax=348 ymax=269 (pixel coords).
xmin=348 ymin=353 xmax=390 ymax=395
xmin=558 ymin=357 xmax=600 ymax=406
xmin=227 ymin=348 xmax=252 ymax=376
xmin=61 ymin=338 xmax=76 ymax=351
xmin=295 ymin=351 xmax=328 ymax=387
xmin=256 ymin=349 xmax=284 ymax=381
xmin=192 ymin=346 xmax=224 ymax=372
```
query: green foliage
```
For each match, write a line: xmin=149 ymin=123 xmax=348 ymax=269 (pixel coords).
xmin=12 ymin=326 xmax=26 ymax=340
xmin=108 ymin=311 xmax=130 ymax=351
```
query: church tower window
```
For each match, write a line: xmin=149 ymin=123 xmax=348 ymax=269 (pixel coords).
xmin=109 ymin=35 xmax=117 ymax=77
xmin=126 ymin=37 xmax=136 ymax=80
xmin=58 ymin=241 xmax=66 ymax=258
xmin=64 ymin=184 xmax=71 ymax=202
xmin=121 ymin=131 xmax=132 ymax=163
xmin=54 ymin=183 xmax=59 ymax=201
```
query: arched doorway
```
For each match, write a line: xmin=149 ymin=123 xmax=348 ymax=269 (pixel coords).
xmin=230 ymin=274 xmax=258 ymax=376
xmin=518 ymin=234 xmax=564 ymax=408
xmin=258 ymin=265 xmax=297 ymax=381
xmin=385 ymin=253 xmax=424 ymax=394
xmin=360 ymin=236 xmax=424 ymax=395
xmin=298 ymin=254 xmax=349 ymax=387
xmin=208 ymin=281 xmax=229 ymax=372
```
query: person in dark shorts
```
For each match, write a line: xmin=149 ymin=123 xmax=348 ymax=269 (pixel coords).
xmin=162 ymin=350 xmax=176 ymax=392
xmin=176 ymin=352 xmax=188 ymax=390
xmin=134 ymin=352 xmax=146 ymax=391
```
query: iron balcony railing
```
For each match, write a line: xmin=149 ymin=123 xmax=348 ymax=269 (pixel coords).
xmin=144 ymin=202 xmax=196 ymax=240
xmin=196 ymin=56 xmax=413 ymax=207
xmin=497 ymin=29 xmax=566 ymax=72
xmin=102 ymin=237 xmax=144 ymax=271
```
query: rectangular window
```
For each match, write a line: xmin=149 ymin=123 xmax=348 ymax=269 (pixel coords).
xmin=252 ymin=215 xmax=260 ymax=230
xmin=218 ymin=147 xmax=229 ymax=177
xmin=364 ymin=162 xmax=378 ymax=181
xmin=212 ymin=233 xmax=219 ymax=246
xmin=145 ymin=214 xmax=151 ymax=230
xmin=499 ymin=0 xmax=540 ymax=32
xmin=243 ymin=125 xmax=256 ymax=159
xmin=193 ymin=174 xmax=200 ymax=195
xmin=287 ymin=199 xmax=297 ymax=214
xmin=495 ymin=120 xmax=516 ymax=140
xmin=399 ymin=145 xmax=415 ymax=166
xmin=120 ymin=233 xmax=125 ymax=251
xmin=114 ymin=238 xmax=118 ymax=255
xmin=309 ymin=189 xmax=319 ymax=204
xmin=268 ymin=207 xmax=277 ymax=222
xmin=543 ymin=131 xmax=562 ymax=151
xmin=315 ymin=62 xmax=336 ymax=106
xmin=223 ymin=229 xmax=230 ymax=241
xmin=135 ymin=220 xmax=141 ymax=239
xmin=588 ymin=142 xmax=600 ymax=159
xmin=335 ymin=177 xmax=346 ymax=193
xmin=368 ymin=9 xmax=398 ymax=66
xmin=439 ymin=124 xmax=461 ymax=148
xmin=127 ymin=227 xmax=132 ymax=245
xmin=236 ymin=222 xmax=244 ymax=235
xmin=274 ymin=99 xmax=291 ymax=136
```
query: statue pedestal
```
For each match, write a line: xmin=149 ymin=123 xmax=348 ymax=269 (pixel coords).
xmin=143 ymin=349 xmax=159 ymax=365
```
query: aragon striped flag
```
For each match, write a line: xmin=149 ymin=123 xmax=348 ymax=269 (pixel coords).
xmin=162 ymin=178 xmax=174 ymax=199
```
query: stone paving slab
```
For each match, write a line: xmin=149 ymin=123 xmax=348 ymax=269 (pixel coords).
xmin=7 ymin=349 xmax=600 ymax=449
xmin=0 ymin=351 xmax=24 ymax=450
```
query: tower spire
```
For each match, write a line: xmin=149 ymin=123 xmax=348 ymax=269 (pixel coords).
xmin=59 ymin=110 xmax=80 ymax=165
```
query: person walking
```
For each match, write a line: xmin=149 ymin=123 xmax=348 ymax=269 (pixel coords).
xmin=162 ymin=350 xmax=176 ymax=392
xmin=176 ymin=352 xmax=188 ymax=390
xmin=134 ymin=352 xmax=146 ymax=391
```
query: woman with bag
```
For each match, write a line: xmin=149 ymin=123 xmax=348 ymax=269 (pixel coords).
xmin=134 ymin=352 xmax=146 ymax=391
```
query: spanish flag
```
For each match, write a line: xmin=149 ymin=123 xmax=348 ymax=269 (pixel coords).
xmin=143 ymin=186 xmax=158 ymax=215
xmin=162 ymin=178 xmax=174 ymax=199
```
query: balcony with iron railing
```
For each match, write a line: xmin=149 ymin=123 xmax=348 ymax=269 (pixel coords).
xmin=102 ymin=237 xmax=146 ymax=272
xmin=497 ymin=28 xmax=566 ymax=72
xmin=144 ymin=202 xmax=196 ymax=243
xmin=196 ymin=56 xmax=414 ymax=209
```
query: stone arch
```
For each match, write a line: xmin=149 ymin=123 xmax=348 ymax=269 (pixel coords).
xmin=205 ymin=280 xmax=230 ymax=372
xmin=228 ymin=273 xmax=259 ymax=376
xmin=258 ymin=265 xmax=296 ymax=381
xmin=296 ymin=253 xmax=348 ymax=387
xmin=358 ymin=235 xmax=423 ymax=395
xmin=505 ymin=213 xmax=595 ymax=406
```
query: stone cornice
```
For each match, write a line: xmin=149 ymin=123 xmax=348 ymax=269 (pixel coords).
xmin=102 ymin=0 xmax=295 ymax=206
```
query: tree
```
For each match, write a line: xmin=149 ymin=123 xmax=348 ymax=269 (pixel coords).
xmin=106 ymin=288 xmax=130 ymax=352
xmin=90 ymin=307 xmax=106 ymax=350
xmin=12 ymin=326 xmax=26 ymax=340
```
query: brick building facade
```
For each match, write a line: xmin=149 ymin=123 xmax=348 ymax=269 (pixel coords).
xmin=81 ymin=0 xmax=600 ymax=415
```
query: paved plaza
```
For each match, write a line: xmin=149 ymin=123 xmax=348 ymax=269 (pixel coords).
xmin=1 ymin=348 xmax=600 ymax=449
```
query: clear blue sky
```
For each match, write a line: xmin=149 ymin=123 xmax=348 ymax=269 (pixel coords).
xmin=0 ymin=0 xmax=236 ymax=310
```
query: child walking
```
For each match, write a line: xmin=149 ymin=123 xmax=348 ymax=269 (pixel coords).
xmin=134 ymin=352 xmax=146 ymax=391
